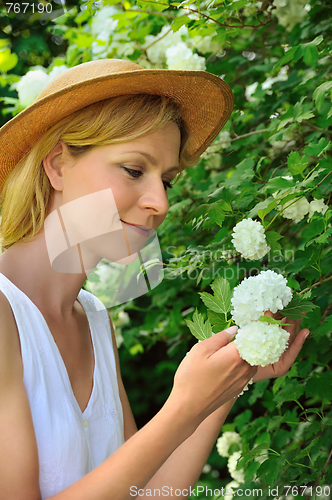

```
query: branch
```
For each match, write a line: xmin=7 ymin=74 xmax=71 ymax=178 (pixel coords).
xmin=143 ymin=27 xmax=172 ymax=51
xmin=302 ymin=120 xmax=332 ymax=138
xmin=124 ymin=8 xmax=176 ymax=18
xmin=316 ymin=170 xmax=332 ymax=189
xmin=299 ymin=275 xmax=332 ymax=295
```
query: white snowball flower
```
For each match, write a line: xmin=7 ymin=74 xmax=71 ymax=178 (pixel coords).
xmin=91 ymin=5 xmax=119 ymax=39
xmin=166 ymin=42 xmax=206 ymax=71
xmin=231 ymin=218 xmax=270 ymax=261
xmin=308 ymin=198 xmax=328 ymax=220
xmin=144 ymin=25 xmax=188 ymax=65
xmin=245 ymin=82 xmax=258 ymax=102
xmin=262 ymin=66 xmax=289 ymax=90
xmin=231 ymin=270 xmax=292 ymax=328
xmin=280 ymin=196 xmax=310 ymax=222
xmin=16 ymin=70 xmax=49 ymax=107
xmin=218 ymin=131 xmax=232 ymax=149
xmin=187 ymin=33 xmax=220 ymax=54
xmin=48 ymin=65 xmax=68 ymax=81
xmin=216 ymin=432 xmax=242 ymax=458
xmin=227 ymin=451 xmax=245 ymax=483
xmin=273 ymin=0 xmax=309 ymax=31
xmin=224 ymin=481 xmax=240 ymax=499
xmin=235 ymin=322 xmax=290 ymax=367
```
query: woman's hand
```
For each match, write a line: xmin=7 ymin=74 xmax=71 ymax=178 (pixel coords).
xmin=252 ymin=311 xmax=309 ymax=383
xmin=169 ymin=328 xmax=257 ymax=426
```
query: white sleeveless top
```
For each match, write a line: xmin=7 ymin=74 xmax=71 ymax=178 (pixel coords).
xmin=0 ymin=273 xmax=125 ymax=499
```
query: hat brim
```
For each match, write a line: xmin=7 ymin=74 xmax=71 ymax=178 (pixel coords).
xmin=0 ymin=60 xmax=234 ymax=193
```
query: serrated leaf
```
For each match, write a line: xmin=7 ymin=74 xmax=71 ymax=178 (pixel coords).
xmin=313 ymin=81 xmax=332 ymax=112
xmin=265 ymin=231 xmax=283 ymax=252
xmin=199 ymin=291 xmax=226 ymax=314
xmin=257 ymin=457 xmax=285 ymax=484
xmin=287 ymin=151 xmax=308 ymax=175
xmin=184 ymin=308 xmax=213 ymax=341
xmin=304 ymin=137 xmax=330 ymax=157
xmin=207 ymin=310 xmax=229 ymax=333
xmin=282 ymin=295 xmax=317 ymax=319
xmin=258 ymin=200 xmax=278 ymax=222
xmin=274 ymin=46 xmax=301 ymax=69
xmin=303 ymin=45 xmax=319 ymax=66
xmin=210 ymin=277 xmax=232 ymax=315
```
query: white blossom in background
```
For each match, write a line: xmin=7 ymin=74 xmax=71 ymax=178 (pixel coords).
xmin=235 ymin=322 xmax=290 ymax=366
xmin=166 ymin=42 xmax=206 ymax=70
xmin=218 ymin=130 xmax=232 ymax=149
xmin=186 ymin=33 xmax=220 ymax=54
xmin=231 ymin=218 xmax=270 ymax=261
xmin=224 ymin=481 xmax=240 ymax=499
xmin=114 ymin=327 xmax=124 ymax=348
xmin=15 ymin=69 xmax=49 ymax=107
xmin=245 ymin=82 xmax=258 ymax=102
xmin=262 ymin=66 xmax=289 ymax=90
xmin=273 ymin=0 xmax=309 ymax=32
xmin=308 ymin=198 xmax=329 ymax=220
xmin=91 ymin=5 xmax=119 ymax=39
xmin=202 ymin=464 xmax=212 ymax=474
xmin=15 ymin=65 xmax=69 ymax=108
xmin=90 ymin=5 xmax=135 ymax=59
xmin=144 ymin=25 xmax=188 ymax=65
xmin=280 ymin=196 xmax=310 ymax=222
xmin=270 ymin=129 xmax=296 ymax=153
xmin=216 ymin=432 xmax=242 ymax=458
xmin=231 ymin=270 xmax=292 ymax=327
xmin=227 ymin=451 xmax=245 ymax=483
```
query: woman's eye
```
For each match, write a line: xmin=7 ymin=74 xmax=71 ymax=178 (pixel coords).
xmin=121 ymin=166 xmax=173 ymax=191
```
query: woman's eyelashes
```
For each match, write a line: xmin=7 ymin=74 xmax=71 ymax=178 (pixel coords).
xmin=121 ymin=166 xmax=173 ymax=190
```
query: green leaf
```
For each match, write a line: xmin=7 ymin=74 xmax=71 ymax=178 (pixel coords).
xmin=305 ymin=371 xmax=332 ymax=400
xmin=207 ymin=310 xmax=229 ymax=333
xmin=208 ymin=203 xmax=225 ymax=227
xmin=210 ymin=277 xmax=232 ymax=315
xmin=184 ymin=308 xmax=213 ymax=341
xmin=265 ymin=231 xmax=283 ymax=252
xmin=313 ymin=81 xmax=332 ymax=112
xmin=199 ymin=291 xmax=226 ymax=314
xmin=0 ymin=49 xmax=18 ymax=73
xmin=274 ymin=381 xmax=305 ymax=404
xmin=302 ymin=218 xmax=325 ymax=241
xmin=303 ymin=45 xmax=319 ymax=66
xmin=282 ymin=295 xmax=317 ymax=319
xmin=274 ymin=46 xmax=302 ymax=69
xmin=304 ymin=137 xmax=330 ymax=157
xmin=258 ymin=200 xmax=278 ymax=222
xmin=257 ymin=457 xmax=285 ymax=484
xmin=287 ymin=151 xmax=308 ymax=175
xmin=257 ymin=315 xmax=284 ymax=326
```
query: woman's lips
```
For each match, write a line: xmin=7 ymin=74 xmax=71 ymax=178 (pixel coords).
xmin=120 ymin=220 xmax=152 ymax=236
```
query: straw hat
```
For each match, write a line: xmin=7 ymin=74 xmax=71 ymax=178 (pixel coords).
xmin=0 ymin=58 xmax=234 ymax=193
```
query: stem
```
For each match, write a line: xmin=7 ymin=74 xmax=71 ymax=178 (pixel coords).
xmin=299 ymin=275 xmax=332 ymax=295
xmin=124 ymin=8 xmax=176 ymax=18
xmin=143 ymin=27 xmax=172 ymax=51
xmin=212 ymin=129 xmax=269 ymax=146
xmin=316 ymin=170 xmax=332 ymax=189
xmin=302 ymin=120 xmax=332 ymax=137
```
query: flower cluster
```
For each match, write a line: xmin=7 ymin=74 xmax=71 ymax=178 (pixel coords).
xmin=227 ymin=451 xmax=245 ymax=483
xmin=234 ymin=322 xmax=290 ymax=366
xmin=216 ymin=431 xmax=241 ymax=458
xmin=231 ymin=270 xmax=292 ymax=327
xmin=231 ymin=218 xmax=270 ymax=261
xmin=15 ymin=65 xmax=68 ymax=108
xmin=280 ymin=196 xmax=310 ymax=222
xmin=308 ymin=198 xmax=329 ymax=220
xmin=231 ymin=270 xmax=292 ymax=366
xmin=273 ymin=0 xmax=309 ymax=32
xmin=165 ymin=42 xmax=206 ymax=71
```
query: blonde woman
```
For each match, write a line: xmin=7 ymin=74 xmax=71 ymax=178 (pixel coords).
xmin=0 ymin=59 xmax=308 ymax=499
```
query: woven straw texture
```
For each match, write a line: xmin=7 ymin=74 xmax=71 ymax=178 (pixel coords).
xmin=0 ymin=59 xmax=234 ymax=193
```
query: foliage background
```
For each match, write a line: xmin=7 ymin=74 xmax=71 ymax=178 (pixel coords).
xmin=1 ymin=0 xmax=332 ymax=498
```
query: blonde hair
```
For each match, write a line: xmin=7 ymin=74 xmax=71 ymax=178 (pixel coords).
xmin=0 ymin=94 xmax=192 ymax=252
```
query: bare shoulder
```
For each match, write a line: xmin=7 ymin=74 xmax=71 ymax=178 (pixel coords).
xmin=0 ymin=290 xmax=41 ymax=499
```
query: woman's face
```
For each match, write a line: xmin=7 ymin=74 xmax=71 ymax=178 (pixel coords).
xmin=45 ymin=122 xmax=181 ymax=269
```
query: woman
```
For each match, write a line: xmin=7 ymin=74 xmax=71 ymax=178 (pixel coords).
xmin=0 ymin=59 xmax=308 ymax=499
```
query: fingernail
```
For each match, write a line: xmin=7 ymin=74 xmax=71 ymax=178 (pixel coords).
xmin=304 ymin=330 xmax=310 ymax=339
xmin=224 ymin=326 xmax=238 ymax=335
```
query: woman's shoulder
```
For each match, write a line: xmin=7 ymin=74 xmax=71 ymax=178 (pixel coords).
xmin=0 ymin=289 xmax=24 ymax=382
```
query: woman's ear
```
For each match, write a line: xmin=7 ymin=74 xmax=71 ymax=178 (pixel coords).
xmin=43 ymin=141 xmax=72 ymax=191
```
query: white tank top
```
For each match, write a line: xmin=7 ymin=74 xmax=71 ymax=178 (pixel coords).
xmin=0 ymin=272 xmax=125 ymax=499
